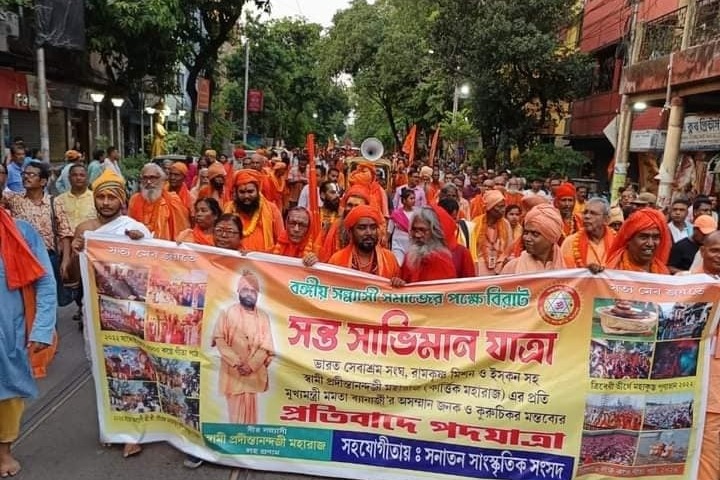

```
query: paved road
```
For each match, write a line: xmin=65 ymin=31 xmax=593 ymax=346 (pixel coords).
xmin=13 ymin=306 xmax=326 ymax=480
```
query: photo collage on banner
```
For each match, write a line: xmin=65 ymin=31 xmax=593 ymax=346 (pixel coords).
xmin=579 ymin=298 xmax=710 ymax=477
xmin=95 ymin=260 xmax=206 ymax=432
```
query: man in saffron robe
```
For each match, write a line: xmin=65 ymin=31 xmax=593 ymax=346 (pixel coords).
xmin=317 ymin=185 xmax=371 ymax=262
xmin=272 ymin=207 xmax=315 ymax=259
xmin=262 ymin=161 xmax=287 ymax=213
xmin=605 ymin=207 xmax=671 ymax=274
xmin=554 ymin=182 xmax=582 ymax=239
xmin=349 ymin=161 xmax=389 ymax=217
xmin=0 ymin=208 xmax=56 ymax=477
xmin=472 ymin=190 xmax=513 ymax=275
xmin=166 ymin=162 xmax=193 ymax=212
xmin=225 ymin=169 xmax=284 ymax=252
xmin=315 ymin=204 xmax=399 ymax=279
xmin=433 ymin=203 xmax=475 ymax=278
xmin=502 ymin=204 xmax=566 ymax=274
xmin=128 ymin=163 xmax=190 ymax=241
xmin=213 ymin=270 xmax=273 ymax=424
xmin=561 ymin=198 xmax=614 ymax=268
xmin=198 ymin=161 xmax=233 ymax=207
xmin=394 ymin=206 xmax=457 ymax=284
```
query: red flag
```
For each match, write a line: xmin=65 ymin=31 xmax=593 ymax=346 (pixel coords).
xmin=307 ymin=134 xmax=320 ymax=240
xmin=402 ymin=125 xmax=417 ymax=166
xmin=428 ymin=126 xmax=440 ymax=167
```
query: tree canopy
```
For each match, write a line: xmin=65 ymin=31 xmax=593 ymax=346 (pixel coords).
xmin=221 ymin=17 xmax=350 ymax=147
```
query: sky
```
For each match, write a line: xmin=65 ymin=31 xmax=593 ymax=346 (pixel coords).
xmin=263 ymin=0 xmax=353 ymax=27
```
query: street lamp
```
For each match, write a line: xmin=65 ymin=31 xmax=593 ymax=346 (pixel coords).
xmin=452 ymin=83 xmax=470 ymax=119
xmin=90 ymin=92 xmax=104 ymax=149
xmin=111 ymin=97 xmax=124 ymax=155
xmin=242 ymin=35 xmax=250 ymax=145
xmin=632 ymin=101 xmax=648 ymax=112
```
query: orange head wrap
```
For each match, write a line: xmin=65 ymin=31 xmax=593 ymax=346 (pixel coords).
xmin=431 ymin=204 xmax=458 ymax=248
xmin=555 ymin=182 xmax=576 ymax=200
xmin=65 ymin=149 xmax=81 ymax=161
xmin=237 ymin=269 xmax=260 ymax=292
xmin=522 ymin=194 xmax=549 ymax=212
xmin=92 ymin=168 xmax=127 ymax=204
xmin=348 ymin=163 xmax=376 ymax=186
xmin=170 ymin=162 xmax=188 ymax=177
xmin=341 ymin=184 xmax=371 ymax=208
xmin=607 ymin=207 xmax=671 ymax=265
xmin=344 ymin=204 xmax=383 ymax=231
xmin=234 ymin=168 xmax=262 ymax=187
xmin=524 ymin=204 xmax=564 ymax=244
xmin=207 ymin=162 xmax=226 ymax=180
xmin=483 ymin=190 xmax=505 ymax=211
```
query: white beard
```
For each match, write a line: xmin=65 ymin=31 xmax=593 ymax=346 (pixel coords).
xmin=405 ymin=239 xmax=449 ymax=270
xmin=141 ymin=187 xmax=162 ymax=203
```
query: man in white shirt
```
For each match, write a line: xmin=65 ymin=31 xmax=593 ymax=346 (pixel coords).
xmin=668 ymin=198 xmax=693 ymax=243
xmin=102 ymin=146 xmax=124 ymax=180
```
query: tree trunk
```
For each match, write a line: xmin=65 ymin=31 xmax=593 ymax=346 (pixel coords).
xmin=186 ymin=68 xmax=199 ymax=139
xmin=382 ymin=100 xmax=401 ymax=149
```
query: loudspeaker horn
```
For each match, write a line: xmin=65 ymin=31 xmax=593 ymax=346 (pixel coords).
xmin=360 ymin=137 xmax=384 ymax=161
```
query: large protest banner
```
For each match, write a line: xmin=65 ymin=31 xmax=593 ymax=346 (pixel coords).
xmin=80 ymin=232 xmax=720 ymax=480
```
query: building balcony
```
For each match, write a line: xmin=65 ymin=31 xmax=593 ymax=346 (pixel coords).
xmin=625 ymin=0 xmax=720 ymax=95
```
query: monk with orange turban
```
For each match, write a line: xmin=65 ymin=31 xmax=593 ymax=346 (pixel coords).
xmin=606 ymin=207 xmax=670 ymax=274
xmin=166 ymin=162 xmax=193 ymax=212
xmin=325 ymin=204 xmax=399 ymax=278
xmin=317 ymin=185 xmax=371 ymax=262
xmin=225 ymin=169 xmax=284 ymax=252
xmin=502 ymin=204 xmax=566 ymax=274
xmin=348 ymin=162 xmax=389 ymax=217
xmin=272 ymin=207 xmax=315 ymax=258
xmin=472 ymin=190 xmax=513 ymax=275
xmin=198 ymin=161 xmax=233 ymax=207
xmin=554 ymin=182 xmax=582 ymax=239
xmin=128 ymin=163 xmax=190 ymax=241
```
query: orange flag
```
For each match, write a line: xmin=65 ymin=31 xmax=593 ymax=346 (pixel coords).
xmin=402 ymin=124 xmax=417 ymax=166
xmin=428 ymin=126 xmax=440 ymax=167
xmin=307 ymin=134 xmax=320 ymax=240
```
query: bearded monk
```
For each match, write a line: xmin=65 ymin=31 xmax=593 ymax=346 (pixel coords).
xmin=128 ymin=163 xmax=190 ymax=241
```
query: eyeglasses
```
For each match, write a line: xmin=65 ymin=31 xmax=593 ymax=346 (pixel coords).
xmin=21 ymin=171 xmax=39 ymax=178
xmin=141 ymin=175 xmax=161 ymax=182
xmin=214 ymin=228 xmax=241 ymax=237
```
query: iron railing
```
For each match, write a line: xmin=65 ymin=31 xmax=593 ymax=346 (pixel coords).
xmin=637 ymin=7 xmax=686 ymax=61
xmin=637 ymin=0 xmax=720 ymax=62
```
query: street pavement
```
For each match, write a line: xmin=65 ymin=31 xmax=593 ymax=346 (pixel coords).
xmin=13 ymin=306 xmax=325 ymax=480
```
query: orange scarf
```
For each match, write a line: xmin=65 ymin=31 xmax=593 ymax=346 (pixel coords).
xmin=192 ymin=225 xmax=214 ymax=246
xmin=198 ymin=184 xmax=233 ymax=206
xmin=513 ymin=246 xmax=566 ymax=273
xmin=571 ymin=227 xmax=614 ymax=267
xmin=607 ymin=252 xmax=670 ymax=274
xmin=330 ymin=244 xmax=399 ymax=279
xmin=472 ymin=215 xmax=511 ymax=267
xmin=272 ymin=232 xmax=315 ymax=258
xmin=0 ymin=209 xmax=57 ymax=378
xmin=224 ymin=196 xmax=276 ymax=252
xmin=167 ymin=183 xmax=192 ymax=211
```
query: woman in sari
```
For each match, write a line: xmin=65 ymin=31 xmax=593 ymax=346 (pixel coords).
xmin=176 ymin=198 xmax=221 ymax=245
xmin=386 ymin=188 xmax=417 ymax=265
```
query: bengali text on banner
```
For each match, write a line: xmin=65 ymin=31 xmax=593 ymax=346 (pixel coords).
xmin=80 ymin=232 xmax=720 ymax=480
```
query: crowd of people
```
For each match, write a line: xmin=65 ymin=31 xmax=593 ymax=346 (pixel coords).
xmin=644 ymin=401 xmax=693 ymax=430
xmin=5 ymin=135 xmax=720 ymax=476
xmin=589 ymin=340 xmax=653 ymax=380
xmin=580 ymin=433 xmax=638 ymax=466
xmin=584 ymin=404 xmax=643 ymax=431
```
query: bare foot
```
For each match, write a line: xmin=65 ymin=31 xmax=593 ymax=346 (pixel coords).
xmin=0 ymin=452 xmax=21 ymax=477
xmin=122 ymin=443 xmax=142 ymax=458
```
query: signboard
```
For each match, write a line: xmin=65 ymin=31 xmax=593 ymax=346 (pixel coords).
xmin=81 ymin=233 xmax=719 ymax=480
xmin=248 ymin=89 xmax=264 ymax=113
xmin=630 ymin=130 xmax=667 ymax=152
xmin=197 ymin=78 xmax=211 ymax=113
xmin=682 ymin=115 xmax=720 ymax=151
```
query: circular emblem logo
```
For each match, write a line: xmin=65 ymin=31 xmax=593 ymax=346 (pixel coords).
xmin=537 ymin=285 xmax=581 ymax=326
